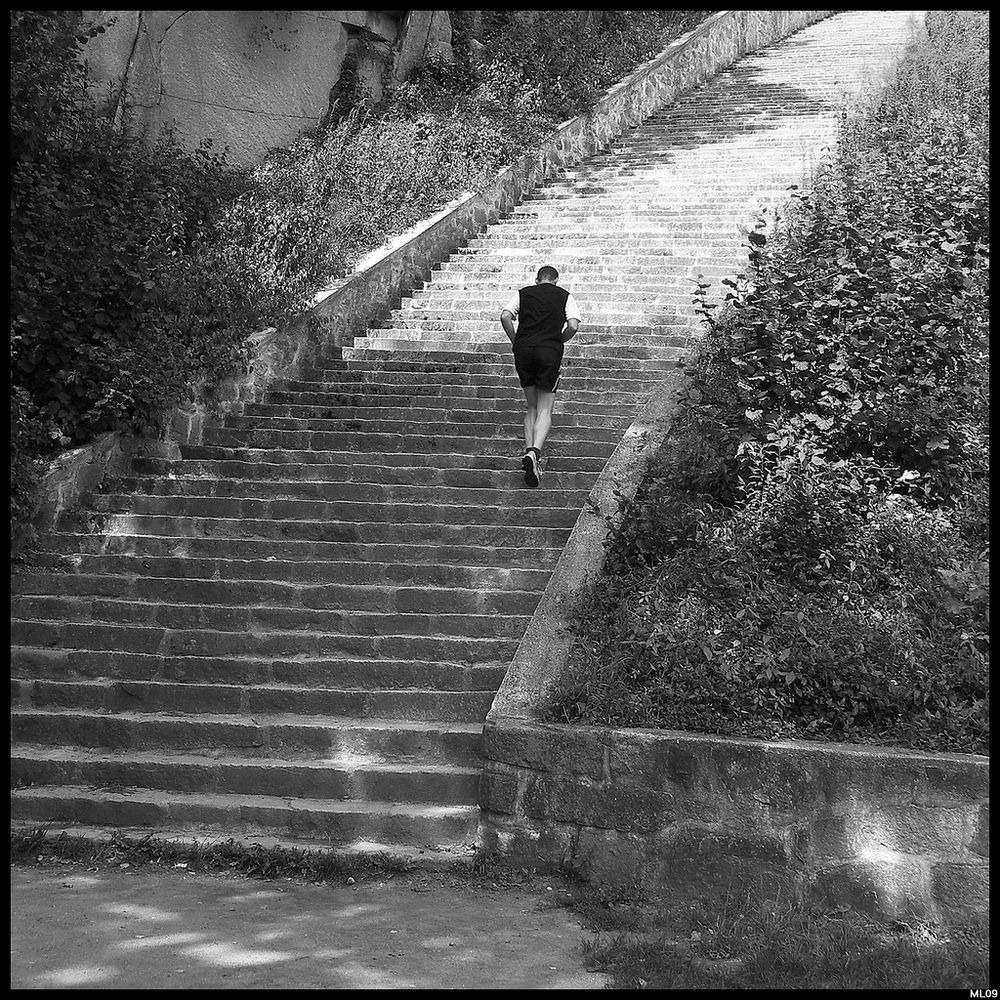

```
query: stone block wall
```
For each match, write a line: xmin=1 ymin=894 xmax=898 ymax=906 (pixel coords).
xmin=480 ymin=721 xmax=990 ymax=923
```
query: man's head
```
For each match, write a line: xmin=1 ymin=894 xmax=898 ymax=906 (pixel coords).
xmin=535 ymin=265 xmax=559 ymax=284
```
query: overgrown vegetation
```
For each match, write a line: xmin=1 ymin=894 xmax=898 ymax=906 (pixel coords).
xmin=572 ymin=882 xmax=989 ymax=990
xmin=10 ymin=11 xmax=262 ymax=542
xmin=9 ymin=9 xmax=710 ymax=545
xmin=548 ymin=11 xmax=989 ymax=755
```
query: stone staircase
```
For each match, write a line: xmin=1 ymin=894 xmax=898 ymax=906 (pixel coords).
xmin=10 ymin=12 xmax=919 ymax=860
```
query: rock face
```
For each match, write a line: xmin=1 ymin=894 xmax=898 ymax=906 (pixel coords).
xmin=79 ymin=9 xmax=452 ymax=165
xmin=11 ymin=12 xmax=924 ymax=863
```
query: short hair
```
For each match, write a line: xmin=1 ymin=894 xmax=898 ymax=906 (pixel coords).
xmin=536 ymin=265 xmax=559 ymax=282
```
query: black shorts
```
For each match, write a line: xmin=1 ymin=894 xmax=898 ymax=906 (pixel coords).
xmin=512 ymin=341 xmax=563 ymax=392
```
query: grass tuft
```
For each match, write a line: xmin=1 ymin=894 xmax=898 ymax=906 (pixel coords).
xmin=571 ymin=884 xmax=990 ymax=989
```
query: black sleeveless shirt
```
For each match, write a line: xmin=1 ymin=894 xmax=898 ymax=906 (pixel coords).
xmin=514 ymin=284 xmax=570 ymax=349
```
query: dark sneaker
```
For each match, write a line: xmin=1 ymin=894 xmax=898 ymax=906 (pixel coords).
xmin=522 ymin=449 xmax=540 ymax=488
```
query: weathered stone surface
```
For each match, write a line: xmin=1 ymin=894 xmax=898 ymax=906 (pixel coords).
xmin=483 ymin=721 xmax=605 ymax=781
xmin=930 ymin=862 xmax=990 ymax=916
xmin=392 ymin=10 xmax=453 ymax=84
xmin=81 ymin=10 xmax=411 ymax=165
xmin=478 ymin=770 xmax=520 ymax=816
xmin=521 ymin=773 xmax=675 ymax=834
xmin=920 ymin=761 xmax=992 ymax=806
xmin=811 ymin=859 xmax=936 ymax=921
xmin=648 ymin=828 xmax=797 ymax=902
xmin=968 ymin=802 xmax=989 ymax=858
xmin=573 ymin=828 xmax=649 ymax=889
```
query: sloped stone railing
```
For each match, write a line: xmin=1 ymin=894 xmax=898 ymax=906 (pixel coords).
xmin=15 ymin=10 xmax=834 ymax=554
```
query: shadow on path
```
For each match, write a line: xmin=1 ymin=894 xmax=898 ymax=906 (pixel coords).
xmin=11 ymin=864 xmax=607 ymax=990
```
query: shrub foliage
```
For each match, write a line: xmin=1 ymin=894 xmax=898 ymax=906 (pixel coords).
xmin=547 ymin=11 xmax=989 ymax=755
xmin=10 ymin=11 xmax=265 ymax=540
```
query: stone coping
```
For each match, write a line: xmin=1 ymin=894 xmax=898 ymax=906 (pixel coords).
xmin=14 ymin=9 xmax=833 ymax=553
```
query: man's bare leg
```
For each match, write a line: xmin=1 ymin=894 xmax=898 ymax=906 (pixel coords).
xmin=530 ymin=388 xmax=557 ymax=453
xmin=523 ymin=386 xmax=537 ymax=451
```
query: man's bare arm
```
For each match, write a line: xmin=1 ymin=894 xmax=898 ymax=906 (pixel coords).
xmin=500 ymin=310 xmax=516 ymax=343
xmin=562 ymin=318 xmax=580 ymax=342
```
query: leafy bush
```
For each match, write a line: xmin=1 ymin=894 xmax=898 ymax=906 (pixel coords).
xmin=10 ymin=11 xmax=273 ymax=539
xmin=477 ymin=11 xmax=713 ymax=122
xmin=548 ymin=11 xmax=989 ymax=755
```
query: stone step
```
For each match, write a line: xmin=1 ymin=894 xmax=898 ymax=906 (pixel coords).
xmin=436 ymin=263 xmax=741 ymax=280
xmin=344 ymin=342 xmax=685 ymax=364
xmin=12 ymin=646 xmax=508 ymax=691
xmin=508 ymin=200 xmax=779 ymax=213
xmin=220 ymin=407 xmax=634 ymax=432
xmin=16 ymin=565 xmax=544 ymax=612
xmin=380 ymin=314 xmax=692 ymax=332
xmin=363 ymin=331 xmax=688 ymax=349
xmin=421 ymin=278 xmax=703 ymax=295
xmin=466 ymin=242 xmax=729 ymax=257
xmin=265 ymin=380 xmax=651 ymax=404
xmin=11 ymin=709 xmax=484 ymax=764
xmin=10 ymin=619 xmax=520 ymax=661
xmin=382 ymin=310 xmax=692 ymax=329
xmin=33 ymin=531 xmax=568 ymax=568
xmin=106 ymin=476 xmax=591 ymax=507
xmin=517 ymin=191 xmax=785 ymax=205
xmin=339 ymin=342 xmax=685 ymax=363
xmin=411 ymin=296 xmax=699 ymax=313
xmin=10 ymin=784 xmax=481 ymax=848
xmin=441 ymin=249 xmax=712 ymax=265
xmin=409 ymin=286 xmax=698 ymax=301
xmin=242 ymin=396 xmax=637 ymax=419
xmin=74 ymin=494 xmax=585 ymax=531
xmin=455 ymin=244 xmax=736 ymax=260
xmin=129 ymin=457 xmax=603 ymax=490
xmin=193 ymin=429 xmax=621 ymax=457
xmin=13 ymin=573 xmax=544 ymax=617
xmin=12 ymin=678 xmax=497 ymax=723
xmin=11 ymin=594 xmax=533 ymax=639
xmin=8 ymin=818 xmax=477 ymax=868
xmin=177 ymin=442 xmax=610 ymax=471
xmin=169 ymin=448 xmax=606 ymax=475
xmin=277 ymin=367 xmax=664 ymax=392
xmin=12 ymin=746 xmax=482 ymax=805
xmin=305 ymin=352 xmax=677 ymax=376
xmin=469 ymin=231 xmax=739 ymax=246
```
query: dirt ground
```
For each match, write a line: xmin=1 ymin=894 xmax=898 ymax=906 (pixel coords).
xmin=10 ymin=862 xmax=609 ymax=990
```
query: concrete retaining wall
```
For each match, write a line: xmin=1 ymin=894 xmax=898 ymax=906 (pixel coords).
xmin=15 ymin=10 xmax=833 ymax=549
